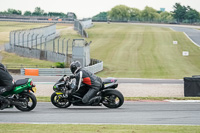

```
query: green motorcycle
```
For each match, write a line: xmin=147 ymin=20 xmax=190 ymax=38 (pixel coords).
xmin=0 ymin=78 xmax=37 ymax=111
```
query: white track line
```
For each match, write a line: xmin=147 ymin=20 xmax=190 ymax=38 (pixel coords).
xmin=165 ymin=100 xmax=200 ymax=103
xmin=0 ymin=122 xmax=199 ymax=126
xmin=183 ymin=32 xmax=200 ymax=47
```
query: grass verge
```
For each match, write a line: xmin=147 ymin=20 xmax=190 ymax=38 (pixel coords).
xmin=1 ymin=51 xmax=56 ymax=68
xmin=87 ymin=23 xmax=200 ymax=79
xmin=1 ymin=22 xmax=200 ymax=79
xmin=0 ymin=124 xmax=199 ymax=133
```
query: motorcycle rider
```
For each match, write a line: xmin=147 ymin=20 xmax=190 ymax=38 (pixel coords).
xmin=0 ymin=63 xmax=14 ymax=110
xmin=69 ymin=61 xmax=102 ymax=105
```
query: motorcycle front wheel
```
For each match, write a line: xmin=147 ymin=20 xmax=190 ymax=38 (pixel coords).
xmin=51 ymin=92 xmax=71 ymax=108
xmin=102 ymin=90 xmax=124 ymax=108
xmin=15 ymin=92 xmax=37 ymax=111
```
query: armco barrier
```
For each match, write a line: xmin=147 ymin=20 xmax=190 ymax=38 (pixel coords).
xmin=21 ymin=60 xmax=103 ymax=76
xmin=22 ymin=68 xmax=72 ymax=76
xmin=25 ymin=69 xmax=39 ymax=76
xmin=74 ymin=19 xmax=93 ymax=38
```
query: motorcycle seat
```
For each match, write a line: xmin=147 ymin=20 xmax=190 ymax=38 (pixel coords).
xmin=103 ymin=78 xmax=117 ymax=84
xmin=15 ymin=78 xmax=29 ymax=86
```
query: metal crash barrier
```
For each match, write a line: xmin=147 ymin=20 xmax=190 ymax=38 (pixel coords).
xmin=21 ymin=60 xmax=103 ymax=76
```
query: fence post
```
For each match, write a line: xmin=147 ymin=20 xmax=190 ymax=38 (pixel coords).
xmin=45 ymin=36 xmax=48 ymax=51
xmin=14 ymin=31 xmax=16 ymax=46
xmin=40 ymin=35 xmax=43 ymax=50
xmin=81 ymin=25 xmax=84 ymax=37
xmin=10 ymin=31 xmax=14 ymax=51
xmin=9 ymin=31 xmax=12 ymax=47
xmin=35 ymin=34 xmax=39 ymax=49
xmin=66 ymin=39 xmax=70 ymax=55
xmin=53 ymin=39 xmax=55 ymax=52
xmin=22 ymin=32 xmax=26 ymax=47
xmin=57 ymin=37 xmax=61 ymax=53
xmin=18 ymin=31 xmax=22 ymax=46
xmin=27 ymin=33 xmax=30 ymax=48
xmin=65 ymin=39 xmax=70 ymax=64
xmin=31 ymin=34 xmax=35 ymax=48
xmin=62 ymin=38 xmax=65 ymax=54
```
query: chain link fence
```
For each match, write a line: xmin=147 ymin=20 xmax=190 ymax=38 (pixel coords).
xmin=5 ymin=24 xmax=70 ymax=63
xmin=4 ymin=22 xmax=104 ymax=74
xmin=9 ymin=24 xmax=57 ymax=48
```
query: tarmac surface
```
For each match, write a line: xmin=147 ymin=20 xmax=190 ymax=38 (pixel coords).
xmin=1 ymin=102 xmax=200 ymax=125
xmin=166 ymin=26 xmax=200 ymax=47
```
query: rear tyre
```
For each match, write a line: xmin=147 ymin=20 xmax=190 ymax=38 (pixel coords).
xmin=102 ymin=90 xmax=124 ymax=108
xmin=15 ymin=92 xmax=37 ymax=111
xmin=51 ymin=92 xmax=71 ymax=108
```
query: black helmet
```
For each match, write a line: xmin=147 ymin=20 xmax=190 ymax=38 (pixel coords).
xmin=0 ymin=63 xmax=6 ymax=69
xmin=70 ymin=61 xmax=81 ymax=74
xmin=0 ymin=63 xmax=6 ymax=70
xmin=0 ymin=63 xmax=5 ymax=68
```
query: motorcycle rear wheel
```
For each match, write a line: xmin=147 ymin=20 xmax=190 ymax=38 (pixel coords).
xmin=102 ymin=90 xmax=124 ymax=108
xmin=51 ymin=92 xmax=71 ymax=108
xmin=15 ymin=92 xmax=37 ymax=111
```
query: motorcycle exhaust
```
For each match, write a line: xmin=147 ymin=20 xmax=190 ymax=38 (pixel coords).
xmin=10 ymin=101 xmax=25 ymax=107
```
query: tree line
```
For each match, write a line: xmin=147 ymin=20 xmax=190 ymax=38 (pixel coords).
xmin=0 ymin=7 xmax=76 ymax=19
xmin=92 ymin=3 xmax=200 ymax=24
xmin=1 ymin=3 xmax=199 ymax=24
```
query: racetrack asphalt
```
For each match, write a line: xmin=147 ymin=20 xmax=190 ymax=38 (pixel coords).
xmin=0 ymin=102 xmax=200 ymax=125
xmin=165 ymin=26 xmax=200 ymax=47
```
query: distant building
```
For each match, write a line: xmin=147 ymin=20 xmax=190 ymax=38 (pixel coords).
xmin=66 ymin=12 xmax=77 ymax=20
xmin=160 ymin=8 xmax=165 ymax=12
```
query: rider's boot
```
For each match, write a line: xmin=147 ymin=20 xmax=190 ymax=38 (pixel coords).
xmin=88 ymin=96 xmax=101 ymax=105
xmin=0 ymin=96 xmax=10 ymax=110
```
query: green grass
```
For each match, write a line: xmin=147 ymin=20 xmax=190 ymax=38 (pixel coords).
xmin=36 ymin=96 xmax=200 ymax=102
xmin=87 ymin=23 xmax=200 ymax=79
xmin=0 ymin=124 xmax=199 ymax=133
xmin=37 ymin=96 xmax=51 ymax=102
xmin=1 ymin=22 xmax=200 ymax=79
xmin=1 ymin=51 xmax=56 ymax=68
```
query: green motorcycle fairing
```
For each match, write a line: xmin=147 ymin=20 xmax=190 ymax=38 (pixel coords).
xmin=2 ymin=78 xmax=33 ymax=96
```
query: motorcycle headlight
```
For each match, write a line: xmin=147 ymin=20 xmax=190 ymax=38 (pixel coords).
xmin=53 ymin=85 xmax=58 ymax=91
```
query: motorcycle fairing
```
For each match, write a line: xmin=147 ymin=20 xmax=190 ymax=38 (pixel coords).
xmin=2 ymin=78 xmax=33 ymax=96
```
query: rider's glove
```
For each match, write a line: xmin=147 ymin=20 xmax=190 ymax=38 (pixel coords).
xmin=69 ymin=75 xmax=75 ymax=79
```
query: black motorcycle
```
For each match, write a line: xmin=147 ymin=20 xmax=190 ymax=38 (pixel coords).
xmin=51 ymin=75 xmax=124 ymax=109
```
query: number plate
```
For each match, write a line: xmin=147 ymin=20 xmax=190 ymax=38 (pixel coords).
xmin=32 ymin=87 xmax=37 ymax=93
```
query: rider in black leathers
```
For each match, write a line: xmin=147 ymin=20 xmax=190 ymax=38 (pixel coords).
xmin=69 ymin=61 xmax=102 ymax=105
xmin=0 ymin=63 xmax=14 ymax=110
